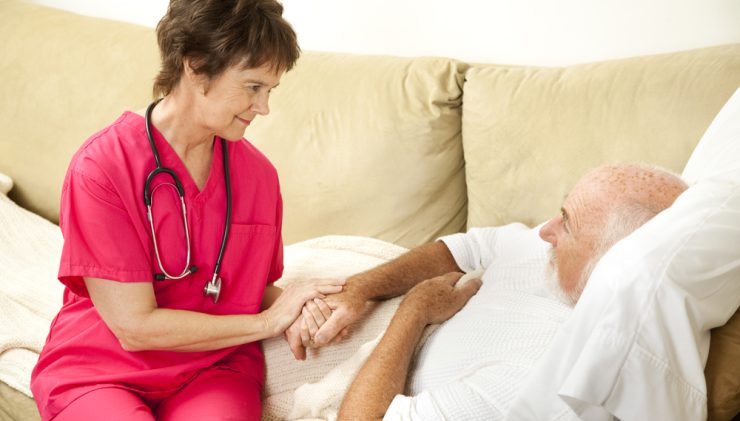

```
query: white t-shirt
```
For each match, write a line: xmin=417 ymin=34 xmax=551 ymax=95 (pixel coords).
xmin=384 ymin=223 xmax=572 ymax=420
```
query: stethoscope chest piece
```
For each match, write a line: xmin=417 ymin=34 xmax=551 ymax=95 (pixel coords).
xmin=204 ymin=274 xmax=222 ymax=304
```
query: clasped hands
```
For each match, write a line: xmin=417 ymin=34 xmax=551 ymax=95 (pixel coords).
xmin=282 ymin=271 xmax=482 ymax=360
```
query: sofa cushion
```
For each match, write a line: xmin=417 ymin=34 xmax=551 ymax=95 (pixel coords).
xmin=0 ymin=0 xmax=160 ymax=223
xmin=462 ymin=44 xmax=740 ymax=229
xmin=247 ymin=52 xmax=468 ymax=247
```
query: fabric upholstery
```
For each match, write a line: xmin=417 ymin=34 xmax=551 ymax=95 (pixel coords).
xmin=247 ymin=52 xmax=468 ymax=247
xmin=706 ymin=309 xmax=740 ymax=421
xmin=0 ymin=381 xmax=39 ymax=421
xmin=462 ymin=44 xmax=740 ymax=229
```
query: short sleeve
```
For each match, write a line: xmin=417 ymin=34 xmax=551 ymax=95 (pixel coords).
xmin=384 ymin=391 xmax=445 ymax=420
xmin=438 ymin=227 xmax=499 ymax=273
xmin=58 ymin=164 xmax=152 ymax=297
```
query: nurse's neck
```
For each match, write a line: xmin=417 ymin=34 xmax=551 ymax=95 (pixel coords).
xmin=147 ymin=96 xmax=215 ymax=158
xmin=142 ymin=95 xmax=215 ymax=190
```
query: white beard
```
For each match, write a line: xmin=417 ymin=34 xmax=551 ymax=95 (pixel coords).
xmin=544 ymin=248 xmax=589 ymax=307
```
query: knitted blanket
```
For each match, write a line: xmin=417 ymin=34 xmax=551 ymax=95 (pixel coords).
xmin=263 ymin=236 xmax=408 ymax=420
xmin=0 ymin=179 xmax=64 ymax=397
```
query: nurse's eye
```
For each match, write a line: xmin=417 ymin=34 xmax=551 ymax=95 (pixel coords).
xmin=247 ymin=85 xmax=261 ymax=93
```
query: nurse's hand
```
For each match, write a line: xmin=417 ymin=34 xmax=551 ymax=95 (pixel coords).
xmin=285 ymin=316 xmax=308 ymax=360
xmin=262 ymin=279 xmax=345 ymax=337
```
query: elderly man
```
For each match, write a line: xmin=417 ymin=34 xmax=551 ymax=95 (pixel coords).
xmin=288 ymin=163 xmax=687 ymax=420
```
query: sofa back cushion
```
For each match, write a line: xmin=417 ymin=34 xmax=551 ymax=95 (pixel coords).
xmin=462 ymin=44 xmax=740 ymax=229
xmin=0 ymin=0 xmax=160 ymax=222
xmin=247 ymin=52 xmax=468 ymax=247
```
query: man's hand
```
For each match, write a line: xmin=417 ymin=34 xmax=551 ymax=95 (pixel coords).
xmin=312 ymin=285 xmax=368 ymax=347
xmin=401 ymin=272 xmax=482 ymax=325
xmin=284 ymin=314 xmax=307 ymax=360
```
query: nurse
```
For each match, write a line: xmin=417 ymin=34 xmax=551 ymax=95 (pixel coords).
xmin=30 ymin=1 xmax=341 ymax=420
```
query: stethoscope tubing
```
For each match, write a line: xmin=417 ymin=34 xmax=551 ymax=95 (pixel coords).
xmin=143 ymin=99 xmax=231 ymax=303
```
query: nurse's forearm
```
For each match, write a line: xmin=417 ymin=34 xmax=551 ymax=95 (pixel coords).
xmin=119 ymin=308 xmax=274 ymax=352
xmin=85 ymin=276 xmax=340 ymax=352
xmin=85 ymin=277 xmax=280 ymax=352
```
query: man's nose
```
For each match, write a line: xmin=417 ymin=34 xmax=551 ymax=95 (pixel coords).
xmin=539 ymin=216 xmax=559 ymax=246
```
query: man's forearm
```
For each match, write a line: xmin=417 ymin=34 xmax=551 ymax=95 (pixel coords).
xmin=338 ymin=305 xmax=426 ymax=420
xmin=312 ymin=241 xmax=461 ymax=348
xmin=349 ymin=240 xmax=460 ymax=301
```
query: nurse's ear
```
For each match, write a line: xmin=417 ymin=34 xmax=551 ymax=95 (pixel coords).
xmin=182 ymin=56 xmax=212 ymax=96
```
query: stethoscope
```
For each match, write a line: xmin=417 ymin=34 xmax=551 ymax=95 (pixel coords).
xmin=144 ymin=99 xmax=231 ymax=304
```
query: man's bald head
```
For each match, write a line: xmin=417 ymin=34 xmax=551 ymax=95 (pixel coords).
xmin=577 ymin=163 xmax=688 ymax=224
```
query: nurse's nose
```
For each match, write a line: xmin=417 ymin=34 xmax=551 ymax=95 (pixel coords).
xmin=539 ymin=215 xmax=560 ymax=246
xmin=252 ymin=93 xmax=270 ymax=116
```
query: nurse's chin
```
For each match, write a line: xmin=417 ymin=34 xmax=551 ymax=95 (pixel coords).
xmin=219 ymin=127 xmax=248 ymax=141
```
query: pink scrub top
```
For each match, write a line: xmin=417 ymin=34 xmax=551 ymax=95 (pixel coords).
xmin=30 ymin=112 xmax=284 ymax=420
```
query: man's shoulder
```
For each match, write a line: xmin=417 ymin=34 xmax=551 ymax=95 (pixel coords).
xmin=476 ymin=223 xmax=547 ymax=263
xmin=466 ymin=222 xmax=541 ymax=245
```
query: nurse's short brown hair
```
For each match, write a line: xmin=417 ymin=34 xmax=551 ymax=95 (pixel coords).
xmin=153 ymin=0 xmax=300 ymax=97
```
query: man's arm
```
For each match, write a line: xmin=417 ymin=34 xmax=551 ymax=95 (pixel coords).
xmin=311 ymin=240 xmax=460 ymax=347
xmin=337 ymin=272 xmax=481 ymax=420
xmin=349 ymin=240 xmax=461 ymax=301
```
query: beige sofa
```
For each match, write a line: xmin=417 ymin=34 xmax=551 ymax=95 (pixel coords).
xmin=1 ymin=0 xmax=739 ymax=419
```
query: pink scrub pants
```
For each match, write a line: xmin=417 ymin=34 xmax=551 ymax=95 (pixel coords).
xmin=53 ymin=368 xmax=261 ymax=421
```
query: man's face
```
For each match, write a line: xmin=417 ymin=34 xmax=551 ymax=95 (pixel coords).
xmin=539 ymin=176 xmax=606 ymax=305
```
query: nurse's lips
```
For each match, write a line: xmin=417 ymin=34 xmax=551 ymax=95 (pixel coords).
xmin=236 ymin=116 xmax=251 ymax=126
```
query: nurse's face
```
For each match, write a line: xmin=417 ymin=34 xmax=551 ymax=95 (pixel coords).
xmin=193 ymin=61 xmax=283 ymax=141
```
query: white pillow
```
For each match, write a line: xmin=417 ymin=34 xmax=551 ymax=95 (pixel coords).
xmin=683 ymin=88 xmax=740 ymax=184
xmin=506 ymin=88 xmax=740 ymax=421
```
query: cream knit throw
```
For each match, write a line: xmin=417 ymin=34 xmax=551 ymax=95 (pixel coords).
xmin=0 ymin=181 xmax=64 ymax=397
xmin=263 ymin=235 xmax=408 ymax=420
